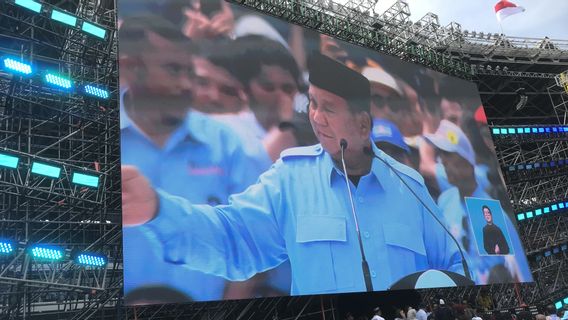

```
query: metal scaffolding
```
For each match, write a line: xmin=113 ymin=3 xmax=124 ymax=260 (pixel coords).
xmin=0 ymin=0 xmax=121 ymax=319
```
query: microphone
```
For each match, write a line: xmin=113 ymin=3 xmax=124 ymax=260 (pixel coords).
xmin=339 ymin=139 xmax=374 ymax=292
xmin=363 ymin=146 xmax=472 ymax=282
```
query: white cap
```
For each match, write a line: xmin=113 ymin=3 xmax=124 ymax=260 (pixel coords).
xmin=362 ymin=67 xmax=403 ymax=96
xmin=234 ymin=15 xmax=289 ymax=50
xmin=424 ymin=120 xmax=476 ymax=166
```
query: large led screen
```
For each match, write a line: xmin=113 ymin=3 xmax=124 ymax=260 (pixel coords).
xmin=119 ymin=0 xmax=532 ymax=305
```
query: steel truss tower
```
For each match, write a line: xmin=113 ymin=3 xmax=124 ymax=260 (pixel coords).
xmin=0 ymin=0 xmax=120 ymax=318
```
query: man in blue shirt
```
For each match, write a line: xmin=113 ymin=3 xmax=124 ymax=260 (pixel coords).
xmin=371 ymin=118 xmax=412 ymax=168
xmin=120 ymin=16 xmax=262 ymax=302
xmin=122 ymin=53 xmax=464 ymax=295
xmin=425 ymin=120 xmax=532 ymax=284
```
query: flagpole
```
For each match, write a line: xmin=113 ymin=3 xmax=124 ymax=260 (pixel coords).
xmin=498 ymin=20 xmax=504 ymax=35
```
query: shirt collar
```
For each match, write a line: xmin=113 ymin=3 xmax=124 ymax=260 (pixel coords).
xmin=119 ymin=88 xmax=208 ymax=146
xmin=325 ymin=142 xmax=385 ymax=189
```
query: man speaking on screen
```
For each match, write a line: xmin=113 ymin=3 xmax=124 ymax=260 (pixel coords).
xmin=122 ymin=53 xmax=464 ymax=295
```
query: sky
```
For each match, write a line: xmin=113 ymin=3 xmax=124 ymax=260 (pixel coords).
xmin=339 ymin=0 xmax=568 ymax=40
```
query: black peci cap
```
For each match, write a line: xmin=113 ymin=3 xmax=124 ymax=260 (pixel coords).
xmin=308 ymin=52 xmax=370 ymax=113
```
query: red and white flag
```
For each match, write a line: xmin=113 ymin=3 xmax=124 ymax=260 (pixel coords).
xmin=494 ymin=0 xmax=525 ymax=22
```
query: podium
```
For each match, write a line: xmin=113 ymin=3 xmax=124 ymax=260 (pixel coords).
xmin=390 ymin=270 xmax=475 ymax=290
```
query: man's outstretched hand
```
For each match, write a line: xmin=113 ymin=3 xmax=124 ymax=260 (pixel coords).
xmin=122 ymin=165 xmax=158 ymax=226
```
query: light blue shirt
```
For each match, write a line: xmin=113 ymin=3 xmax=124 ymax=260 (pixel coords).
xmin=212 ymin=111 xmax=272 ymax=173
xmin=121 ymin=102 xmax=263 ymax=301
xmin=435 ymin=161 xmax=490 ymax=195
xmin=437 ymin=184 xmax=532 ymax=284
xmin=144 ymin=143 xmax=463 ymax=295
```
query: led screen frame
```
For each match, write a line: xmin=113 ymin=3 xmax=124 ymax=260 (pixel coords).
xmin=118 ymin=0 xmax=533 ymax=305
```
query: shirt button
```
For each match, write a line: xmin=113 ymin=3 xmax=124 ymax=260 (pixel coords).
xmin=371 ymin=270 xmax=377 ymax=278
xmin=364 ymin=231 xmax=370 ymax=238
xmin=358 ymin=196 xmax=364 ymax=203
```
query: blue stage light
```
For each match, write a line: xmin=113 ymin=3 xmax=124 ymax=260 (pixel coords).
xmin=0 ymin=239 xmax=15 ymax=254
xmin=552 ymin=204 xmax=558 ymax=211
xmin=44 ymin=73 xmax=72 ymax=89
xmin=75 ymin=252 xmax=107 ymax=267
xmin=533 ymin=209 xmax=540 ymax=217
xmin=564 ymin=297 xmax=568 ymax=304
xmin=3 ymin=57 xmax=32 ymax=75
xmin=531 ymin=128 xmax=537 ymax=133
xmin=31 ymin=162 xmax=61 ymax=178
xmin=50 ymin=9 xmax=77 ymax=27
xmin=559 ymin=203 xmax=565 ymax=209
xmin=524 ymin=128 xmax=530 ymax=133
xmin=492 ymin=128 xmax=500 ymax=135
xmin=544 ymin=207 xmax=550 ymax=214
xmin=83 ymin=85 xmax=109 ymax=99
xmin=500 ymin=128 xmax=507 ymax=134
xmin=15 ymin=0 xmax=42 ymax=12
xmin=516 ymin=128 xmax=523 ymax=134
xmin=72 ymin=172 xmax=99 ymax=187
xmin=555 ymin=301 xmax=563 ymax=309
xmin=29 ymin=245 xmax=64 ymax=261
xmin=0 ymin=152 xmax=19 ymax=168
xmin=538 ymin=128 xmax=544 ymax=133
xmin=81 ymin=21 xmax=106 ymax=39
xmin=507 ymin=128 xmax=515 ymax=134
xmin=516 ymin=213 xmax=525 ymax=221
xmin=526 ymin=211 xmax=534 ymax=218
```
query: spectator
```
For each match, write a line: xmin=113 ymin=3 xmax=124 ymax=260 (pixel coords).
xmin=362 ymin=67 xmax=423 ymax=137
xmin=546 ymin=305 xmax=560 ymax=320
xmin=371 ymin=307 xmax=386 ymax=320
xmin=463 ymin=300 xmax=475 ymax=320
xmin=182 ymin=0 xmax=234 ymax=40
xmin=395 ymin=308 xmax=407 ymax=320
xmin=371 ymin=118 xmax=413 ymax=167
xmin=120 ymin=14 xmax=262 ymax=302
xmin=408 ymin=308 xmax=418 ymax=320
xmin=191 ymin=40 xmax=248 ymax=114
xmin=435 ymin=300 xmax=454 ymax=320
xmin=215 ymin=35 xmax=306 ymax=163
xmin=472 ymin=309 xmax=483 ymax=320
xmin=516 ymin=311 xmax=532 ymax=320
xmin=417 ymin=304 xmax=429 ymax=320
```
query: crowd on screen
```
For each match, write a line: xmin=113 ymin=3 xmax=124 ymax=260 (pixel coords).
xmin=118 ymin=0 xmax=530 ymax=304
xmin=345 ymin=302 xmax=568 ymax=320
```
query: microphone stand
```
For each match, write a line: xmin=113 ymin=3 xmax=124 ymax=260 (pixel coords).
xmin=340 ymin=139 xmax=374 ymax=292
